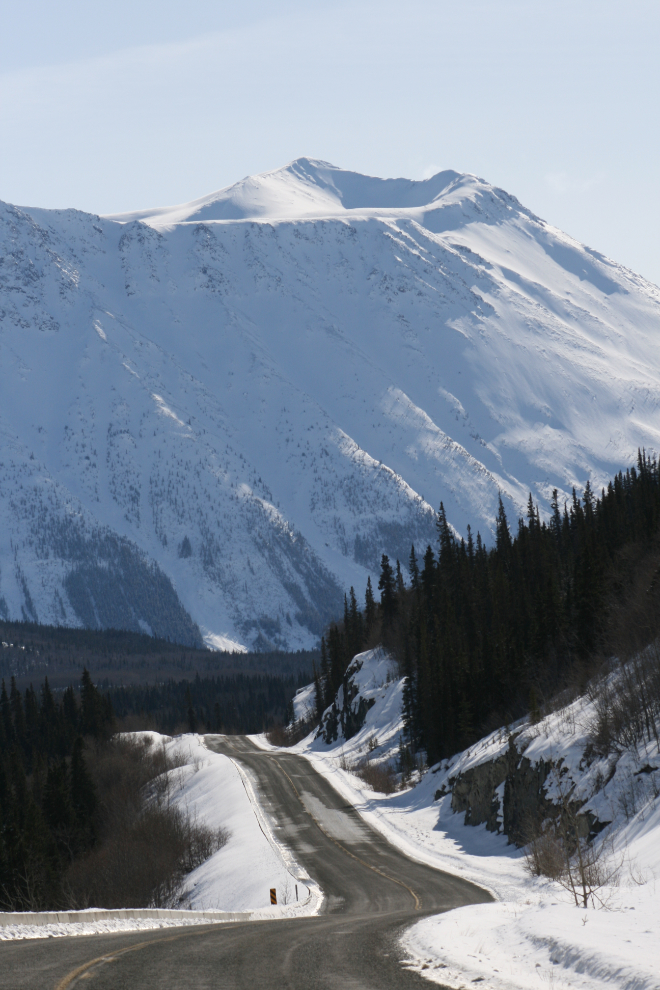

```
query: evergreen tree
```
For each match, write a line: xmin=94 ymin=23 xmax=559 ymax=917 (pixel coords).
xmin=62 ymin=687 xmax=78 ymax=744
xmin=364 ymin=576 xmax=376 ymax=638
xmin=378 ymin=554 xmax=397 ymax=631
xmin=347 ymin=586 xmax=363 ymax=659
xmin=1 ymin=680 xmax=13 ymax=746
xmin=70 ymin=737 xmax=96 ymax=850
xmin=408 ymin=545 xmax=420 ymax=590
xmin=10 ymin=678 xmax=26 ymax=750
xmin=396 ymin=560 xmax=405 ymax=599
xmin=186 ymin=686 xmax=196 ymax=733
xmin=43 ymin=760 xmax=75 ymax=858
xmin=327 ymin=624 xmax=345 ymax=696
xmin=319 ymin=636 xmax=331 ymax=708
xmin=313 ymin=663 xmax=324 ymax=720
xmin=80 ymin=668 xmax=110 ymax=739
xmin=495 ymin=496 xmax=512 ymax=555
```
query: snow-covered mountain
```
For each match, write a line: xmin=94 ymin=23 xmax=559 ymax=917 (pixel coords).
xmin=2 ymin=158 xmax=660 ymax=650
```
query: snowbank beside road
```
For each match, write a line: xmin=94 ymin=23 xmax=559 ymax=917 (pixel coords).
xmin=405 ymin=890 xmax=660 ymax=990
xmin=164 ymin=734 xmax=319 ymax=914
xmin=256 ymin=648 xmax=660 ymax=990
xmin=0 ymin=913 xmax=239 ymax=942
xmin=0 ymin=733 xmax=321 ymax=941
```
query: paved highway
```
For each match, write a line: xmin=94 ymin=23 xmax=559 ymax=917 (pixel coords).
xmin=0 ymin=736 xmax=492 ymax=989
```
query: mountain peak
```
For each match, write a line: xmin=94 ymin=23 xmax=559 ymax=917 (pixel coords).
xmin=105 ymin=159 xmax=466 ymax=226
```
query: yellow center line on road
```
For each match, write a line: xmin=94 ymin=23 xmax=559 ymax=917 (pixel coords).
xmin=54 ymin=926 xmax=221 ymax=990
xmin=55 ymin=745 xmax=419 ymax=988
xmin=270 ymin=757 xmax=422 ymax=911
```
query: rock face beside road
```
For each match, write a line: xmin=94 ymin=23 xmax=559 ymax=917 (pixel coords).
xmin=447 ymin=732 xmax=607 ymax=845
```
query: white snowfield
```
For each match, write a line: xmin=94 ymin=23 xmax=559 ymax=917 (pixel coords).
xmin=258 ymin=649 xmax=660 ymax=990
xmin=2 ymin=158 xmax=660 ymax=649
xmin=0 ymin=733 xmax=321 ymax=942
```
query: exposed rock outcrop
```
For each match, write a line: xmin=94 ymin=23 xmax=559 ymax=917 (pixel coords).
xmin=447 ymin=733 xmax=607 ymax=845
xmin=317 ymin=655 xmax=376 ymax=744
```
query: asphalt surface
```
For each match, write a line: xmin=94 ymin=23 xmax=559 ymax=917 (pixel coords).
xmin=0 ymin=736 xmax=492 ymax=989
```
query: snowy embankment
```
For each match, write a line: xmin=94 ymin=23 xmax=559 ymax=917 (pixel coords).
xmin=0 ymin=734 xmax=321 ymax=941
xmin=256 ymin=648 xmax=660 ymax=990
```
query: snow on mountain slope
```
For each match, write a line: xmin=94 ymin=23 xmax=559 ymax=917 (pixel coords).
xmin=107 ymin=159 xmax=464 ymax=225
xmin=2 ymin=158 xmax=660 ymax=648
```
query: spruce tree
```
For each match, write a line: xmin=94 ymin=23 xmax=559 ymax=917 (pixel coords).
xmin=327 ymin=624 xmax=345 ymax=697
xmin=378 ymin=554 xmax=397 ymax=631
xmin=364 ymin=576 xmax=376 ymax=638
xmin=408 ymin=545 xmax=420 ymax=590
xmin=495 ymin=496 xmax=512 ymax=555
xmin=0 ymin=680 xmax=12 ymax=746
xmin=10 ymin=678 xmax=26 ymax=751
xmin=348 ymin=586 xmax=363 ymax=659
xmin=312 ymin=663 xmax=324 ymax=720
xmin=80 ymin=669 xmax=107 ymax=738
xmin=43 ymin=761 xmax=75 ymax=858
xmin=70 ymin=737 xmax=96 ymax=850
xmin=396 ymin=560 xmax=405 ymax=599
xmin=320 ymin=636 xmax=331 ymax=707
xmin=186 ymin=686 xmax=197 ymax=733
xmin=62 ymin=686 xmax=78 ymax=745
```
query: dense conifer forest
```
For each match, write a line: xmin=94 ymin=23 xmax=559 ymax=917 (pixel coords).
xmin=0 ymin=671 xmax=112 ymax=908
xmin=314 ymin=452 xmax=660 ymax=764
xmin=0 ymin=619 xmax=316 ymax=690
xmin=108 ymin=672 xmax=310 ymax=735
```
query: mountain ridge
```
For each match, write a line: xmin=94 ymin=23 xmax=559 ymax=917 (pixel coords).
xmin=2 ymin=159 xmax=660 ymax=650
xmin=104 ymin=158 xmax=468 ymax=225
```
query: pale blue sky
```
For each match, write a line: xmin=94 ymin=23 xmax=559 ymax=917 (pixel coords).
xmin=2 ymin=0 xmax=659 ymax=284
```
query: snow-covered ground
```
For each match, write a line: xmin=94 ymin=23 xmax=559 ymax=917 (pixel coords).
xmin=0 ymin=914 xmax=237 ymax=942
xmin=3 ymin=650 xmax=658 ymax=984
xmin=3 ymin=158 xmax=660 ymax=648
xmin=258 ymin=649 xmax=660 ymax=990
xmin=0 ymin=732 xmax=321 ymax=941
xmin=155 ymin=733 xmax=320 ymax=915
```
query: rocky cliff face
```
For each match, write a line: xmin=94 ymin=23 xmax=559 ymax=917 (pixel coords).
xmin=317 ymin=654 xmax=377 ymax=745
xmin=444 ymin=730 xmax=609 ymax=846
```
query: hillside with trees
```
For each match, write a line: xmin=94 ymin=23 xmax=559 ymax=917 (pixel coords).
xmin=313 ymin=451 xmax=660 ymax=765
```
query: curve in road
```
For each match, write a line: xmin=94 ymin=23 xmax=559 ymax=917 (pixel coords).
xmin=0 ymin=736 xmax=492 ymax=990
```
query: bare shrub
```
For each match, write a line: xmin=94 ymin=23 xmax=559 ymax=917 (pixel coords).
xmin=116 ymin=713 xmax=159 ymax=733
xmin=589 ymin=538 xmax=660 ymax=756
xmin=523 ymin=819 xmax=565 ymax=881
xmin=523 ymin=772 xmax=621 ymax=908
xmin=556 ymin=833 xmax=620 ymax=909
xmin=266 ymin=722 xmax=290 ymax=747
xmin=66 ymin=805 xmax=228 ymax=908
xmin=590 ymin=646 xmax=660 ymax=756
xmin=266 ymin=716 xmax=315 ymax=748
xmin=64 ymin=735 xmax=228 ymax=908
xmin=353 ymin=760 xmax=397 ymax=795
